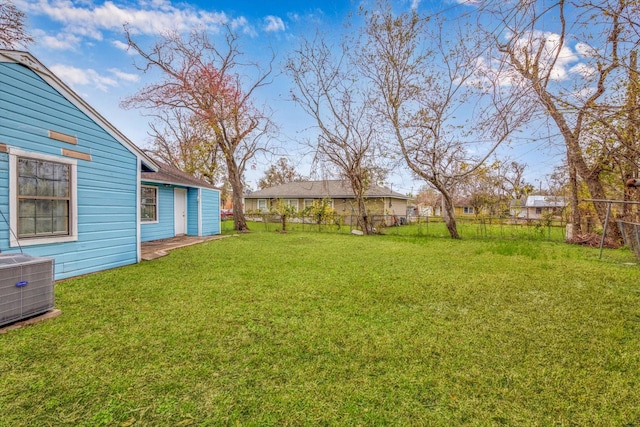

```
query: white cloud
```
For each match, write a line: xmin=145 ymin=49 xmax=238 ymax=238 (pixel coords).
xmin=111 ymin=39 xmax=129 ymax=51
xmin=569 ymin=63 xmax=597 ymax=79
xmin=470 ymin=56 xmax=519 ymax=89
xmin=575 ymin=42 xmax=598 ymax=58
xmin=476 ymin=30 xmax=598 ymax=93
xmin=231 ymin=16 xmax=256 ymax=37
xmin=33 ymin=29 xmax=81 ymax=50
xmin=108 ymin=68 xmax=140 ymax=83
xmin=511 ymin=31 xmax=578 ymax=81
xmin=50 ymin=64 xmax=118 ymax=92
xmin=22 ymin=0 xmax=237 ymax=40
xmin=264 ymin=15 xmax=285 ymax=32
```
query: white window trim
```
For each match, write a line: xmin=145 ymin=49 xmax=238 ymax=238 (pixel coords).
xmin=141 ymin=185 xmax=159 ymax=224
xmin=8 ymin=147 xmax=78 ymax=247
xmin=257 ymin=199 xmax=268 ymax=212
xmin=304 ymin=199 xmax=315 ymax=208
xmin=284 ymin=199 xmax=299 ymax=210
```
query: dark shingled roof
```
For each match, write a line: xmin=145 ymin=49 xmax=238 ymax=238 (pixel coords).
xmin=141 ymin=161 xmax=219 ymax=190
xmin=245 ymin=180 xmax=409 ymax=199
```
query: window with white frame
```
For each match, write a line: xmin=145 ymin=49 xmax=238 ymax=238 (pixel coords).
xmin=284 ymin=199 xmax=299 ymax=211
xmin=17 ymin=157 xmax=70 ymax=237
xmin=10 ymin=149 xmax=77 ymax=246
xmin=463 ymin=206 xmax=474 ymax=214
xmin=141 ymin=186 xmax=158 ymax=222
xmin=257 ymin=199 xmax=268 ymax=212
xmin=304 ymin=199 xmax=315 ymax=209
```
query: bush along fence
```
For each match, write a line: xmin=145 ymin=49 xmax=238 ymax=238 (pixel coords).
xmin=223 ymin=213 xmax=568 ymax=242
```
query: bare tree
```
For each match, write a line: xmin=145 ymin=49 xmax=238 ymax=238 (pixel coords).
xmin=414 ymin=186 xmax=440 ymax=216
xmin=122 ymin=26 xmax=275 ymax=231
xmin=480 ymin=0 xmax=640 ymax=242
xmin=358 ymin=5 xmax=522 ymax=238
xmin=258 ymin=157 xmax=304 ymax=189
xmin=0 ymin=1 xmax=33 ymax=48
xmin=285 ymin=33 xmax=386 ymax=234
xmin=495 ymin=160 xmax=533 ymax=200
xmin=146 ymin=109 xmax=226 ymax=186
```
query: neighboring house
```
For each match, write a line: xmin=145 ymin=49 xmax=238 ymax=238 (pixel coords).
xmin=0 ymin=50 xmax=220 ymax=280
xmin=244 ymin=180 xmax=410 ymax=222
xmin=429 ymin=196 xmax=477 ymax=217
xmin=510 ymin=195 xmax=567 ymax=219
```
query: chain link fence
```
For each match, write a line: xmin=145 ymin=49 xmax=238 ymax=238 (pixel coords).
xmin=222 ymin=213 xmax=567 ymax=242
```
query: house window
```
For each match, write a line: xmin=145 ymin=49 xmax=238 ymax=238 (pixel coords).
xmin=463 ymin=206 xmax=474 ymax=214
xmin=304 ymin=199 xmax=315 ymax=209
xmin=536 ymin=207 xmax=542 ymax=215
xmin=17 ymin=157 xmax=70 ymax=238
xmin=257 ymin=199 xmax=268 ymax=212
xmin=141 ymin=186 xmax=158 ymax=222
xmin=9 ymin=149 xmax=77 ymax=247
xmin=285 ymin=199 xmax=299 ymax=211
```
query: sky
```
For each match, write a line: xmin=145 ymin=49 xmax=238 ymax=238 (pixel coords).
xmin=12 ymin=0 xmax=567 ymax=194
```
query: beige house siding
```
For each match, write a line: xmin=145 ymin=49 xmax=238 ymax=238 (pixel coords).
xmin=244 ymin=180 xmax=410 ymax=227
xmin=517 ymin=206 xmax=563 ymax=220
xmin=385 ymin=197 xmax=408 ymax=216
xmin=246 ymin=196 xmax=407 ymax=216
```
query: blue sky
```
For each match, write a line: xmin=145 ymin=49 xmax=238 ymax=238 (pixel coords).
xmin=13 ymin=0 xmax=565 ymax=193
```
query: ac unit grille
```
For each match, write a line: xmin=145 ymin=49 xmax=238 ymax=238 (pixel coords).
xmin=0 ymin=254 xmax=55 ymax=327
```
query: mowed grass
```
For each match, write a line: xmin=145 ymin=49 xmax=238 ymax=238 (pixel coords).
xmin=2 ymin=231 xmax=640 ymax=426
xmin=224 ymin=218 xmax=569 ymax=242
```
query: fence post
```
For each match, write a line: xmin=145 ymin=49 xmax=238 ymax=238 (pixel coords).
xmin=599 ymin=201 xmax=612 ymax=259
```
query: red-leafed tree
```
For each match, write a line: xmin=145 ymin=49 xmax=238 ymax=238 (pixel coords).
xmin=146 ymin=108 xmax=226 ymax=187
xmin=122 ymin=27 xmax=275 ymax=231
xmin=0 ymin=1 xmax=33 ymax=48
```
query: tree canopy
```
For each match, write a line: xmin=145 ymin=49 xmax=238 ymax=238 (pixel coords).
xmin=0 ymin=1 xmax=33 ymax=48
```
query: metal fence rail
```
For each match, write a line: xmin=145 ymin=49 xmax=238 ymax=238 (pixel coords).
xmin=617 ymin=221 xmax=640 ymax=258
xmin=223 ymin=214 xmax=567 ymax=242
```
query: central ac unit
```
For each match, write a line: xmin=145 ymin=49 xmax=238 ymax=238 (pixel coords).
xmin=0 ymin=253 xmax=55 ymax=327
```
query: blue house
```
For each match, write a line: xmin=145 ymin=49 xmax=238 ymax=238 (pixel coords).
xmin=140 ymin=161 xmax=220 ymax=242
xmin=0 ymin=50 xmax=220 ymax=280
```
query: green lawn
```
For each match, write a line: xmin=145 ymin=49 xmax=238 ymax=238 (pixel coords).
xmin=2 ymin=231 xmax=640 ymax=426
xmin=224 ymin=217 xmax=569 ymax=242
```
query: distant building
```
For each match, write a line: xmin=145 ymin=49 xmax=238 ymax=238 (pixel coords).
xmin=510 ymin=195 xmax=567 ymax=219
xmin=244 ymin=180 xmax=410 ymax=224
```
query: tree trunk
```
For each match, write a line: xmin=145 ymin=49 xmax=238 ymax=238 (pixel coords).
xmin=348 ymin=174 xmax=373 ymax=235
xmin=581 ymin=171 xmax=622 ymax=244
xmin=622 ymin=50 xmax=639 ymax=220
xmin=355 ymin=194 xmax=372 ymax=235
xmin=568 ymin=156 xmax=582 ymax=235
xmin=442 ymin=192 xmax=460 ymax=239
xmin=226 ymin=155 xmax=249 ymax=231
xmin=535 ymin=87 xmax=622 ymax=243
xmin=569 ymin=142 xmax=622 ymax=243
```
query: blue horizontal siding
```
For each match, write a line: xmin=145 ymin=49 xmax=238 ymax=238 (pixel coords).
xmin=0 ymin=153 xmax=9 ymax=252
xmin=141 ymin=185 xmax=221 ymax=240
xmin=187 ymin=188 xmax=199 ymax=236
xmin=141 ymin=184 xmax=175 ymax=242
xmin=202 ymin=188 xmax=221 ymax=236
xmin=0 ymin=61 xmax=140 ymax=280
